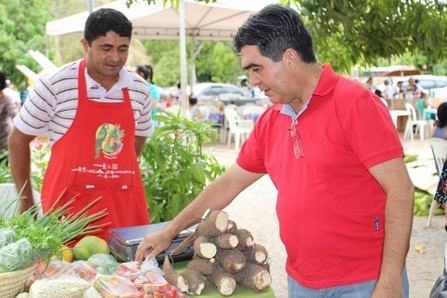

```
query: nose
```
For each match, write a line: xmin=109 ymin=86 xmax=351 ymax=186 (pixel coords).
xmin=248 ymin=72 xmax=260 ymax=87
xmin=109 ymin=49 xmax=121 ymax=62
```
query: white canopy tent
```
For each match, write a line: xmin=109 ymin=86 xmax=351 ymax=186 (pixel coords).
xmin=46 ymin=0 xmax=276 ymax=109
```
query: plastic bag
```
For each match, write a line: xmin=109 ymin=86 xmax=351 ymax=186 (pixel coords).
xmin=136 ymin=272 xmax=179 ymax=298
xmin=29 ymin=275 xmax=92 ymax=298
xmin=115 ymin=255 xmax=164 ymax=282
xmin=55 ymin=260 xmax=99 ymax=283
xmin=0 ymin=228 xmax=17 ymax=248
xmin=0 ymin=238 xmax=38 ymax=273
xmin=115 ymin=256 xmax=185 ymax=298
xmin=88 ymin=253 xmax=120 ymax=275
xmin=93 ymin=275 xmax=143 ymax=298
xmin=430 ymin=272 xmax=447 ymax=298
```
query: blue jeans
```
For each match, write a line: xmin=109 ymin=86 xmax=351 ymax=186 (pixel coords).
xmin=288 ymin=267 xmax=409 ymax=298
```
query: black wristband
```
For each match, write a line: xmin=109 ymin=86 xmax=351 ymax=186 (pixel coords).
xmin=445 ymin=224 xmax=447 ymax=233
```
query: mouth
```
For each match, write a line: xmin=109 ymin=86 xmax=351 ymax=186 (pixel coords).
xmin=105 ymin=63 xmax=121 ymax=70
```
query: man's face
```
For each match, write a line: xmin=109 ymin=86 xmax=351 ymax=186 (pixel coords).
xmin=81 ymin=31 xmax=130 ymax=83
xmin=240 ymin=45 xmax=289 ymax=104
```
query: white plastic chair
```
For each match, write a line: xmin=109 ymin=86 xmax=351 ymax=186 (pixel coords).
xmin=428 ymin=138 xmax=447 ymax=226
xmin=239 ymin=105 xmax=266 ymax=122
xmin=0 ymin=183 xmax=42 ymax=218
xmin=224 ymin=107 xmax=253 ymax=150
xmin=197 ymin=105 xmax=210 ymax=121
xmin=403 ymin=103 xmax=428 ymax=140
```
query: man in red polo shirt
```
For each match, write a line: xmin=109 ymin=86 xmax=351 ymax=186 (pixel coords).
xmin=136 ymin=4 xmax=413 ymax=297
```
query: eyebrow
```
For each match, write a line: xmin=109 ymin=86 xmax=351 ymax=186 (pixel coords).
xmin=101 ymin=43 xmax=129 ymax=48
xmin=242 ymin=63 xmax=261 ymax=71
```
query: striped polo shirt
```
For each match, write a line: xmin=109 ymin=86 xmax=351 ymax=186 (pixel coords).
xmin=14 ymin=59 xmax=154 ymax=146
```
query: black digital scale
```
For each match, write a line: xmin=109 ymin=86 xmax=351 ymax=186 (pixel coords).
xmin=108 ymin=221 xmax=197 ymax=264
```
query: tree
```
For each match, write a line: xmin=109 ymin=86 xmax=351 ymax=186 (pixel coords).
xmin=129 ymin=0 xmax=447 ymax=73
xmin=0 ymin=0 xmax=52 ymax=90
xmin=292 ymin=0 xmax=447 ymax=72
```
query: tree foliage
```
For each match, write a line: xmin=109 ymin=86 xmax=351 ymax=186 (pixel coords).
xmin=0 ymin=0 xmax=52 ymax=89
xmin=2 ymin=0 xmax=447 ymax=91
xmin=292 ymin=0 xmax=447 ymax=72
xmin=127 ymin=0 xmax=447 ymax=75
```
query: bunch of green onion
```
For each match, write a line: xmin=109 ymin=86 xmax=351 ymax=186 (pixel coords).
xmin=0 ymin=190 xmax=108 ymax=260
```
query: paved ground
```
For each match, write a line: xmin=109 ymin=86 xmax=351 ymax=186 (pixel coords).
xmin=204 ymin=134 xmax=446 ymax=298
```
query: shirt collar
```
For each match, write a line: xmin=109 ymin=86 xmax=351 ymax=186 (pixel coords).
xmin=273 ymin=63 xmax=340 ymax=117
xmin=84 ymin=64 xmax=132 ymax=93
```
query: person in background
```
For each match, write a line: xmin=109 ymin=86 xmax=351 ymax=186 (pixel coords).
xmin=414 ymin=79 xmax=424 ymax=93
xmin=397 ymin=81 xmax=405 ymax=93
xmin=132 ymin=64 xmax=161 ymax=127
xmin=432 ymin=105 xmax=447 ymax=229
xmin=188 ymin=96 xmax=202 ymax=120
xmin=417 ymin=92 xmax=436 ymax=121
xmin=431 ymin=102 xmax=447 ymax=140
xmin=8 ymin=8 xmax=153 ymax=242
xmin=0 ymin=71 xmax=19 ymax=165
xmin=3 ymin=80 xmax=21 ymax=109
xmin=406 ymin=77 xmax=421 ymax=99
xmin=382 ymin=79 xmax=399 ymax=100
xmin=374 ymin=89 xmax=388 ymax=108
xmin=364 ymin=76 xmax=377 ymax=92
xmin=135 ymin=4 xmax=414 ymax=297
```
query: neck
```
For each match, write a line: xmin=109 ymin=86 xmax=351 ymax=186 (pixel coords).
xmin=289 ymin=64 xmax=323 ymax=112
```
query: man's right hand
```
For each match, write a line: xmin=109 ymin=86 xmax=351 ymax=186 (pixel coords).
xmin=135 ymin=229 xmax=174 ymax=263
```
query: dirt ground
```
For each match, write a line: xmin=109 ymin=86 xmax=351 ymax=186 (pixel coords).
xmin=206 ymin=135 xmax=446 ymax=298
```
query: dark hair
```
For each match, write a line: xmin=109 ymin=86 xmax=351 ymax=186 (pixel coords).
xmin=0 ymin=71 xmax=6 ymax=90
xmin=233 ymin=4 xmax=316 ymax=63
xmin=437 ymin=102 xmax=447 ymax=128
xmin=134 ymin=64 xmax=154 ymax=83
xmin=374 ymin=89 xmax=382 ymax=97
xmin=189 ymin=97 xmax=197 ymax=105
xmin=84 ymin=8 xmax=133 ymax=46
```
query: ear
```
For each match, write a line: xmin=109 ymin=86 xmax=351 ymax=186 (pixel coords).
xmin=80 ymin=38 xmax=89 ymax=53
xmin=283 ymin=49 xmax=299 ymax=70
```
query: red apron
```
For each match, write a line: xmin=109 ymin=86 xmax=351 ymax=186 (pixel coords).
xmin=41 ymin=59 xmax=150 ymax=243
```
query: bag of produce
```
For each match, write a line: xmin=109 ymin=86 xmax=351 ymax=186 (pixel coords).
xmin=29 ymin=275 xmax=93 ymax=298
xmin=87 ymin=253 xmax=120 ymax=275
xmin=0 ymin=228 xmax=16 ymax=248
xmin=54 ymin=260 xmax=99 ymax=284
xmin=0 ymin=238 xmax=37 ymax=273
xmin=93 ymin=275 xmax=142 ymax=297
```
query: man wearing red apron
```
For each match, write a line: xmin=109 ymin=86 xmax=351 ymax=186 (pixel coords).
xmin=40 ymin=59 xmax=150 ymax=242
xmin=8 ymin=9 xmax=151 ymax=243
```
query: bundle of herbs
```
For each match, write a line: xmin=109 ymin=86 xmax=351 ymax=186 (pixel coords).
xmin=0 ymin=190 xmax=108 ymax=264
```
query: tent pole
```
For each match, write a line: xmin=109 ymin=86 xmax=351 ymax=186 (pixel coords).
xmin=88 ymin=0 xmax=94 ymax=15
xmin=179 ymin=0 xmax=188 ymax=116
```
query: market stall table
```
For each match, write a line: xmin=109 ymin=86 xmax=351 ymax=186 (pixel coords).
xmin=174 ymin=260 xmax=275 ymax=297
xmin=389 ymin=109 xmax=410 ymax=128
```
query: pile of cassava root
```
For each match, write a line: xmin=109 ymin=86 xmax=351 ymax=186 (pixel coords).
xmin=162 ymin=209 xmax=272 ymax=296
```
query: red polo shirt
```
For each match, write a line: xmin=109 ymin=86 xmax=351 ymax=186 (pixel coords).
xmin=237 ymin=64 xmax=403 ymax=288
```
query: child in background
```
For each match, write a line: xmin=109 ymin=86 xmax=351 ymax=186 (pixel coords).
xmin=431 ymin=102 xmax=447 ymax=140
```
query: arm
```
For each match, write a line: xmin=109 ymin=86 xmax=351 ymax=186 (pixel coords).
xmin=150 ymin=98 xmax=159 ymax=111
xmin=135 ymin=163 xmax=264 ymax=262
xmin=369 ymin=157 xmax=414 ymax=298
xmin=194 ymin=107 xmax=202 ymax=120
xmin=134 ymin=136 xmax=147 ymax=157
xmin=8 ymin=127 xmax=37 ymax=213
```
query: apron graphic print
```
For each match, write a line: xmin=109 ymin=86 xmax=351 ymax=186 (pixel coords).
xmin=94 ymin=123 xmax=125 ymax=159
